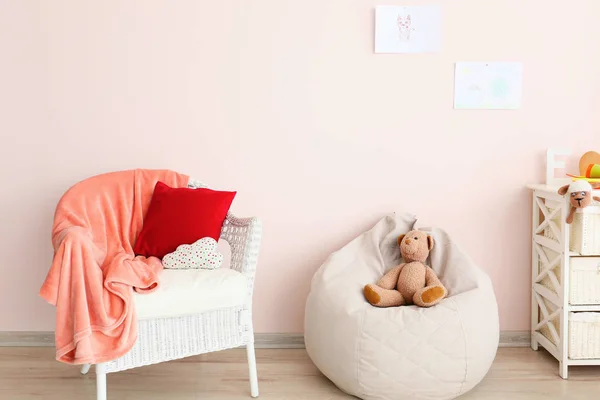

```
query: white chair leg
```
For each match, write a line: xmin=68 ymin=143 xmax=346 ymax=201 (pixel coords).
xmin=96 ymin=362 xmax=107 ymax=400
xmin=246 ymin=342 xmax=259 ymax=397
xmin=80 ymin=363 xmax=91 ymax=375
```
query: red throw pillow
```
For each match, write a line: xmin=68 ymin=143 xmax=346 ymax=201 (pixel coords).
xmin=134 ymin=181 xmax=236 ymax=259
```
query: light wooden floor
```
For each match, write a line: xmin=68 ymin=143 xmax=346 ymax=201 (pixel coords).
xmin=1 ymin=347 xmax=599 ymax=399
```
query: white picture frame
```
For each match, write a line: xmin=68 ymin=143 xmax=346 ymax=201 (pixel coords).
xmin=374 ymin=5 xmax=442 ymax=54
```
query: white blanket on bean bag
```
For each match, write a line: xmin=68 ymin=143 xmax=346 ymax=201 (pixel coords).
xmin=304 ymin=212 xmax=499 ymax=400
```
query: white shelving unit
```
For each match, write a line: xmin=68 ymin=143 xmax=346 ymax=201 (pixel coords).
xmin=527 ymin=150 xmax=600 ymax=379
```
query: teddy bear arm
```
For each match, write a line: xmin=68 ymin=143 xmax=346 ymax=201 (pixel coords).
xmin=593 ymin=196 xmax=600 ymax=202
xmin=375 ymin=263 xmax=405 ymax=289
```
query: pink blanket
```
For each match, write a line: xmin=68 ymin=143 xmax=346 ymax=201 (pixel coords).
xmin=39 ymin=169 xmax=189 ymax=365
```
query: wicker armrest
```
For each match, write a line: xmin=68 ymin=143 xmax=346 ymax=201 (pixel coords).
xmin=220 ymin=212 xmax=262 ymax=292
xmin=187 ymin=178 xmax=262 ymax=292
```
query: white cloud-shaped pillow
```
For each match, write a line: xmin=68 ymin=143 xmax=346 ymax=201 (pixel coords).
xmin=162 ymin=237 xmax=224 ymax=270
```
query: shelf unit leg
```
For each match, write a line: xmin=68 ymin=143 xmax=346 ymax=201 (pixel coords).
xmin=559 ymin=199 xmax=571 ymax=380
xmin=531 ymin=193 xmax=540 ymax=351
xmin=559 ymin=362 xmax=569 ymax=379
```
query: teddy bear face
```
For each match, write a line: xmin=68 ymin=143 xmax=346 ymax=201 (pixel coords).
xmin=397 ymin=230 xmax=434 ymax=263
xmin=570 ymin=190 xmax=592 ymax=208
xmin=558 ymin=180 xmax=595 ymax=209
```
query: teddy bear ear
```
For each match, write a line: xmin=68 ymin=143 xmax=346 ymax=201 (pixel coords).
xmin=427 ymin=235 xmax=434 ymax=250
xmin=397 ymin=234 xmax=405 ymax=246
xmin=558 ymin=184 xmax=570 ymax=196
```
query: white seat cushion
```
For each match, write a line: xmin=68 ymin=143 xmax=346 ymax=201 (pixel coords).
xmin=134 ymin=268 xmax=248 ymax=320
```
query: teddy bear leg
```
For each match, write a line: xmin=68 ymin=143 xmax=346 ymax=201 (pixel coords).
xmin=364 ymin=284 xmax=406 ymax=307
xmin=413 ymin=285 xmax=447 ymax=307
xmin=413 ymin=267 xmax=448 ymax=307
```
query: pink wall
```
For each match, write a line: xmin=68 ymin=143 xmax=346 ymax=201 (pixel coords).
xmin=1 ymin=1 xmax=599 ymax=333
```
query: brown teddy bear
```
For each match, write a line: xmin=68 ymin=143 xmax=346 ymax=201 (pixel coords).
xmin=364 ymin=229 xmax=447 ymax=308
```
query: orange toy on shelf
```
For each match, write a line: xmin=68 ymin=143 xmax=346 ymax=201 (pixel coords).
xmin=567 ymin=151 xmax=600 ymax=183
xmin=579 ymin=151 xmax=600 ymax=175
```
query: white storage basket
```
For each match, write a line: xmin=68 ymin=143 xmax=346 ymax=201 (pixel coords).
xmin=544 ymin=202 xmax=600 ymax=256
xmin=571 ymin=209 xmax=600 ymax=255
xmin=569 ymin=257 xmax=600 ymax=305
xmin=569 ymin=312 xmax=600 ymax=359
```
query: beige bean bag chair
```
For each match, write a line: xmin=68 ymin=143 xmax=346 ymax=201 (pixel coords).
xmin=304 ymin=213 xmax=499 ymax=400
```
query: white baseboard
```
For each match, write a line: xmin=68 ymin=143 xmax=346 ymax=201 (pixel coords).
xmin=252 ymin=333 xmax=305 ymax=349
xmin=0 ymin=331 xmax=55 ymax=347
xmin=0 ymin=331 xmax=530 ymax=349
xmin=0 ymin=332 xmax=307 ymax=349
xmin=498 ymin=331 xmax=530 ymax=347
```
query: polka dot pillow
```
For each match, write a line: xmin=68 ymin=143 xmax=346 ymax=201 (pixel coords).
xmin=162 ymin=237 xmax=224 ymax=270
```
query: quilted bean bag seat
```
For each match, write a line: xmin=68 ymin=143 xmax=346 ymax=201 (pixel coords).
xmin=304 ymin=213 xmax=499 ymax=400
